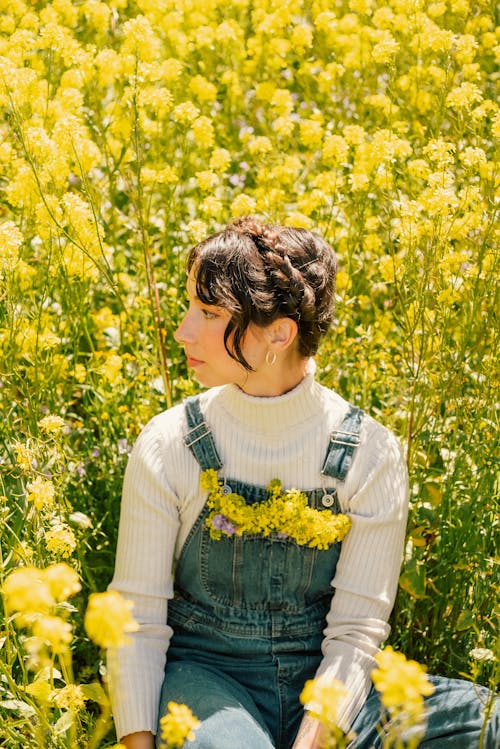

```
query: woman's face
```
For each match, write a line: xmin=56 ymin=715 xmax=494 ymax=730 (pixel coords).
xmin=174 ymin=271 xmax=268 ymax=390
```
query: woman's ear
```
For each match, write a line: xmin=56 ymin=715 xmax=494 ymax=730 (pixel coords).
xmin=265 ymin=317 xmax=298 ymax=352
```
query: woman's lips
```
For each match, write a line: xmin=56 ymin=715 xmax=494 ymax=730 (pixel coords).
xmin=186 ymin=356 xmax=204 ymax=367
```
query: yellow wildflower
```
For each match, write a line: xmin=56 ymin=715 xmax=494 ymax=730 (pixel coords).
xmin=300 ymin=675 xmax=349 ymax=734
xmin=446 ymin=82 xmax=483 ymax=110
xmin=15 ymin=442 xmax=36 ymax=472
xmin=2 ymin=567 xmax=54 ymax=618
xmin=38 ymin=414 xmax=66 ymax=433
xmin=173 ymin=101 xmax=200 ymax=125
xmin=84 ymin=591 xmax=139 ymax=648
xmin=32 ymin=615 xmax=73 ymax=653
xmin=201 ymin=470 xmax=351 ymax=549
xmin=160 ymin=702 xmax=200 ymax=749
xmin=53 ymin=683 xmax=87 ymax=711
xmin=44 ymin=563 xmax=81 ymax=601
xmin=299 ymin=119 xmax=324 ymax=150
xmin=209 ymin=148 xmax=231 ymax=173
xmin=247 ymin=136 xmax=272 ymax=156
xmin=372 ymin=37 xmax=399 ymax=63
xmin=372 ymin=646 xmax=435 ymax=720
xmin=195 ymin=170 xmax=218 ymax=191
xmin=100 ymin=353 xmax=123 ymax=383
xmin=45 ymin=523 xmax=77 ymax=558
xmin=191 ymin=116 xmax=215 ymax=149
xmin=26 ymin=477 xmax=56 ymax=511
xmin=291 ymin=24 xmax=313 ymax=51
xmin=230 ymin=193 xmax=256 ymax=217
xmin=0 ymin=220 xmax=23 ymax=272
xmin=270 ymin=89 xmax=294 ymax=117
xmin=188 ymin=75 xmax=217 ymax=103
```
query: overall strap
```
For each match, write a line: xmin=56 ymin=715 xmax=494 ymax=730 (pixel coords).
xmin=321 ymin=406 xmax=363 ymax=481
xmin=183 ymin=396 xmax=224 ymax=471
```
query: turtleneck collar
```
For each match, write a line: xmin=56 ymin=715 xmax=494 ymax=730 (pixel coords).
xmin=214 ymin=360 xmax=325 ymax=434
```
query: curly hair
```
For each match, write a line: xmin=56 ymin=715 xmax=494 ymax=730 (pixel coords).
xmin=186 ymin=217 xmax=337 ymax=370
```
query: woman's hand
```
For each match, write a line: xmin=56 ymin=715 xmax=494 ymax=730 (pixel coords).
xmin=120 ymin=731 xmax=155 ymax=749
xmin=291 ymin=714 xmax=326 ymax=749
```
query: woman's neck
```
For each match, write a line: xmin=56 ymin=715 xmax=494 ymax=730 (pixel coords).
xmin=237 ymin=356 xmax=310 ymax=397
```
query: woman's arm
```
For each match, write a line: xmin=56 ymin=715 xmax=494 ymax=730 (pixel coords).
xmin=311 ymin=416 xmax=410 ymax=733
xmin=291 ymin=714 xmax=325 ymax=749
xmin=121 ymin=731 xmax=155 ymax=749
xmin=107 ymin=417 xmax=182 ymax=740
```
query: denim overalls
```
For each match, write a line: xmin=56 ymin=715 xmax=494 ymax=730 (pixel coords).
xmin=156 ymin=396 xmax=362 ymax=749
xmin=157 ymin=397 xmax=500 ymax=749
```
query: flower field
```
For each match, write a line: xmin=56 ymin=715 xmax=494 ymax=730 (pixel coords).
xmin=0 ymin=0 xmax=499 ymax=746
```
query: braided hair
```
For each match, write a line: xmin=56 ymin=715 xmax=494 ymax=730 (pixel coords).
xmin=186 ymin=216 xmax=337 ymax=370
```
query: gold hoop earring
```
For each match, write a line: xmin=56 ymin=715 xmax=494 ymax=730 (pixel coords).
xmin=265 ymin=350 xmax=277 ymax=366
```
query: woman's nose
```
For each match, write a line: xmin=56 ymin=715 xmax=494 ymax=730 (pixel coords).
xmin=174 ymin=310 xmax=194 ymax=344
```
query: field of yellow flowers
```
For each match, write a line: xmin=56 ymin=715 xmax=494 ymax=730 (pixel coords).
xmin=1 ymin=0 xmax=499 ymax=746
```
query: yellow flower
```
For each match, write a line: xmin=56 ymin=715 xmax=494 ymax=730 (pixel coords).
xmin=201 ymin=471 xmax=351 ymax=549
xmin=26 ymin=477 xmax=56 ymax=511
xmin=372 ymin=646 xmax=435 ymax=720
xmin=32 ymin=615 xmax=73 ymax=653
xmin=160 ymin=702 xmax=200 ymax=748
xmin=84 ymin=591 xmax=139 ymax=648
xmin=188 ymin=75 xmax=217 ymax=103
xmin=322 ymin=134 xmax=349 ymax=165
xmin=191 ymin=116 xmax=215 ymax=149
xmin=209 ymin=148 xmax=231 ymax=172
xmin=15 ymin=442 xmax=36 ymax=471
xmin=299 ymin=118 xmax=324 ymax=150
xmin=291 ymin=23 xmax=313 ymax=51
xmin=173 ymin=101 xmax=200 ymax=125
xmin=45 ymin=523 xmax=77 ymax=558
xmin=100 ymin=353 xmax=123 ymax=383
xmin=270 ymin=88 xmax=294 ymax=117
xmin=446 ymin=82 xmax=483 ymax=110
xmin=52 ymin=683 xmax=87 ymax=711
xmin=300 ymin=675 xmax=349 ymax=731
xmin=372 ymin=37 xmax=400 ymax=63
xmin=44 ymin=562 xmax=81 ymax=601
xmin=195 ymin=170 xmax=218 ymax=191
xmin=247 ymin=136 xmax=272 ymax=156
xmin=230 ymin=193 xmax=256 ymax=217
xmin=38 ymin=414 xmax=66 ymax=433
xmin=0 ymin=220 xmax=23 ymax=272
xmin=2 ymin=567 xmax=54 ymax=618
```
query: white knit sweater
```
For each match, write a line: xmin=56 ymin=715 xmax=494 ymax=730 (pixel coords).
xmin=107 ymin=368 xmax=409 ymax=740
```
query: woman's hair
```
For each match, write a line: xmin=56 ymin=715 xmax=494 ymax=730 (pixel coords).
xmin=187 ymin=216 xmax=337 ymax=370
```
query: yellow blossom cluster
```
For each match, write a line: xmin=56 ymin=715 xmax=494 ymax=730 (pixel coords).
xmin=201 ymin=469 xmax=351 ymax=549
xmin=84 ymin=590 xmax=139 ymax=648
xmin=372 ymin=646 xmax=435 ymax=723
xmin=159 ymin=701 xmax=201 ymax=749
xmin=2 ymin=562 xmax=80 ymax=628
xmin=300 ymin=675 xmax=350 ymax=731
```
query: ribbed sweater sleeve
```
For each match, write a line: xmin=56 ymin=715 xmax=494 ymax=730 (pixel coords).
xmin=315 ymin=415 xmax=409 ymax=731
xmin=107 ymin=415 xmax=181 ymax=739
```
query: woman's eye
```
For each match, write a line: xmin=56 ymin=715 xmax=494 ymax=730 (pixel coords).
xmin=201 ymin=308 xmax=218 ymax=319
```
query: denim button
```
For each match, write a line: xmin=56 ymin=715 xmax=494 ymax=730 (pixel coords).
xmin=322 ymin=494 xmax=335 ymax=508
xmin=221 ymin=484 xmax=232 ymax=496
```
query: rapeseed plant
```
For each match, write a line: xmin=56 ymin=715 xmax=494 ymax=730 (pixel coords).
xmin=0 ymin=0 xmax=498 ymax=745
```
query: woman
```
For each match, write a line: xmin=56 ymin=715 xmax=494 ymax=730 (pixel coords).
xmin=107 ymin=218 xmax=498 ymax=749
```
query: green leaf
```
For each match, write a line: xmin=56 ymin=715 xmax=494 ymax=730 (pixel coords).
xmin=399 ymin=557 xmax=426 ymax=599
xmin=80 ymin=682 xmax=109 ymax=706
xmin=456 ymin=609 xmax=474 ymax=631
xmin=0 ymin=699 xmax=36 ymax=717
xmin=53 ymin=710 xmax=75 ymax=735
